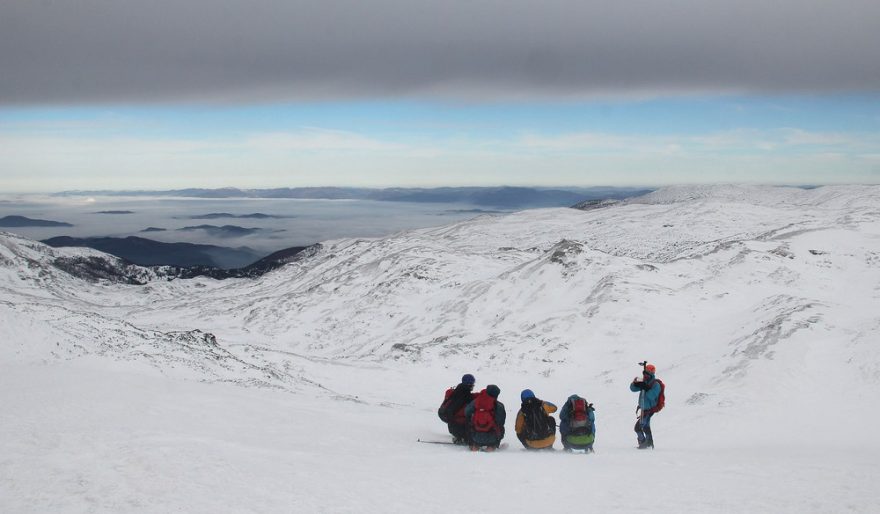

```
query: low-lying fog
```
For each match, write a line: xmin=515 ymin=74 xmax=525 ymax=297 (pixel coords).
xmin=0 ymin=195 xmax=503 ymax=255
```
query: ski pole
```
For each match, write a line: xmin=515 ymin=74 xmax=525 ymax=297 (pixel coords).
xmin=636 ymin=361 xmax=647 ymax=415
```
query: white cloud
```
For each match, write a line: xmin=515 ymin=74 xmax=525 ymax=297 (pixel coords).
xmin=1 ymin=126 xmax=878 ymax=192
xmin=517 ymin=129 xmax=880 ymax=156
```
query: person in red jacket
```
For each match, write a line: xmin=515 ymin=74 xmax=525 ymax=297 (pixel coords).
xmin=438 ymin=374 xmax=477 ymax=444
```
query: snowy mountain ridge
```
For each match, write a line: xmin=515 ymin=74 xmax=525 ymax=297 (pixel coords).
xmin=626 ymin=183 xmax=879 ymax=208
xmin=2 ymin=184 xmax=878 ymax=396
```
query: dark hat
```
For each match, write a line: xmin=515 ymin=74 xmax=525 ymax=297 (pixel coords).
xmin=461 ymin=373 xmax=475 ymax=385
xmin=486 ymin=384 xmax=500 ymax=398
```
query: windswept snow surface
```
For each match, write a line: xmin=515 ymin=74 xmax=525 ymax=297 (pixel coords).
xmin=2 ymin=185 xmax=880 ymax=512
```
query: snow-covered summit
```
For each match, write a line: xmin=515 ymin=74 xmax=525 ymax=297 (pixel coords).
xmin=0 ymin=230 xmax=164 ymax=287
xmin=628 ymin=183 xmax=880 ymax=209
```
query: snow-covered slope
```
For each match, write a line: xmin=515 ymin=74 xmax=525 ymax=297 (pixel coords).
xmin=2 ymin=185 xmax=879 ymax=512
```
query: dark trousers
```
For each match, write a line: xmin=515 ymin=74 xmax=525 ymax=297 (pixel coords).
xmin=447 ymin=421 xmax=467 ymax=442
xmin=634 ymin=412 xmax=654 ymax=445
xmin=469 ymin=428 xmax=503 ymax=448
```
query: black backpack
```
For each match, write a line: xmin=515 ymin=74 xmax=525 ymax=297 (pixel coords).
xmin=437 ymin=392 xmax=453 ymax=422
xmin=522 ymin=398 xmax=556 ymax=440
xmin=438 ymin=385 xmax=471 ymax=423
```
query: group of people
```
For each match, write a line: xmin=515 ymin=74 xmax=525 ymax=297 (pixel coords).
xmin=437 ymin=363 xmax=664 ymax=452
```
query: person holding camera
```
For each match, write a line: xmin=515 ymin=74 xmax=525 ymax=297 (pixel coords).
xmin=630 ymin=362 xmax=665 ymax=449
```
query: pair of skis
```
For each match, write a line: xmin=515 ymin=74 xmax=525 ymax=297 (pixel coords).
xmin=417 ymin=438 xmax=508 ymax=451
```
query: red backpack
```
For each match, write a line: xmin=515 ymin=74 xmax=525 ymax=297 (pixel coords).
xmin=647 ymin=379 xmax=665 ymax=414
xmin=471 ymin=391 xmax=498 ymax=434
xmin=569 ymin=397 xmax=593 ymax=435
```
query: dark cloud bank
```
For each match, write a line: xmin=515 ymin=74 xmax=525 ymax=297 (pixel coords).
xmin=2 ymin=0 xmax=879 ymax=105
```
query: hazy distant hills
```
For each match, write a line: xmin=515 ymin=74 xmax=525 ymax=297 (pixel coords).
xmin=0 ymin=215 xmax=73 ymax=227
xmin=182 ymin=213 xmax=283 ymax=220
xmin=54 ymin=186 xmax=654 ymax=209
xmin=177 ymin=225 xmax=263 ymax=237
xmin=41 ymin=236 xmax=263 ymax=269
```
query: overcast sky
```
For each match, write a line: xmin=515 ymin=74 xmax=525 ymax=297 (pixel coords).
xmin=1 ymin=0 xmax=879 ymax=191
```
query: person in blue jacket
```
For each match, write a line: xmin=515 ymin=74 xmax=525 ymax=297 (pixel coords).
xmin=630 ymin=363 xmax=662 ymax=449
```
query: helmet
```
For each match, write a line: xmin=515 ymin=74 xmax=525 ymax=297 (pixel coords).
xmin=520 ymin=389 xmax=535 ymax=402
xmin=644 ymin=364 xmax=656 ymax=374
xmin=461 ymin=373 xmax=475 ymax=385
xmin=486 ymin=384 xmax=501 ymax=398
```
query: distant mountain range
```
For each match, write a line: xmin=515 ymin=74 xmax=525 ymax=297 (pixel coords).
xmin=0 ymin=215 xmax=73 ymax=227
xmin=54 ymin=186 xmax=654 ymax=209
xmin=41 ymin=236 xmax=264 ymax=269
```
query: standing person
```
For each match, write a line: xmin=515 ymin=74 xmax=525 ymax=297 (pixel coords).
xmin=438 ymin=374 xmax=478 ymax=444
xmin=514 ymin=389 xmax=557 ymax=450
xmin=464 ymin=384 xmax=506 ymax=451
xmin=559 ymin=394 xmax=596 ymax=452
xmin=630 ymin=362 xmax=665 ymax=449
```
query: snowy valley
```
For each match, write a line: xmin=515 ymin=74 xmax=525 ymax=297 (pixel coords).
xmin=2 ymin=185 xmax=879 ymax=512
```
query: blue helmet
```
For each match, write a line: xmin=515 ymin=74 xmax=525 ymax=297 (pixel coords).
xmin=520 ymin=389 xmax=535 ymax=402
xmin=461 ymin=374 xmax=476 ymax=385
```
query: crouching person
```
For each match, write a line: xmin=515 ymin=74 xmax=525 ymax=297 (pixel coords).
xmin=515 ymin=389 xmax=557 ymax=450
xmin=438 ymin=374 xmax=478 ymax=445
xmin=465 ymin=384 xmax=505 ymax=451
xmin=559 ymin=394 xmax=596 ymax=453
